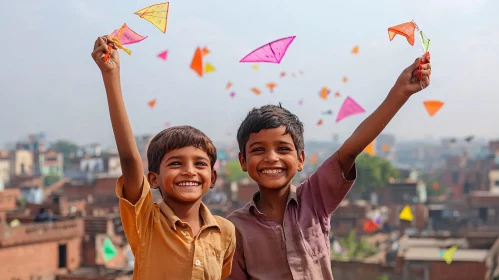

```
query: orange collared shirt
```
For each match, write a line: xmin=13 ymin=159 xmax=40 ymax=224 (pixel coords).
xmin=116 ymin=176 xmax=236 ymax=280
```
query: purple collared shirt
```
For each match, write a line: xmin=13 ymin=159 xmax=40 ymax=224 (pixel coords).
xmin=227 ymin=151 xmax=356 ymax=280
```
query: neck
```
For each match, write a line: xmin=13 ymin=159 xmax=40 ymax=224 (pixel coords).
xmin=257 ymin=184 xmax=291 ymax=223
xmin=164 ymin=198 xmax=202 ymax=223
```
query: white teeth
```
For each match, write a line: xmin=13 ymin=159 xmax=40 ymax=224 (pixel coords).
xmin=261 ymin=169 xmax=283 ymax=174
xmin=177 ymin=182 xmax=200 ymax=186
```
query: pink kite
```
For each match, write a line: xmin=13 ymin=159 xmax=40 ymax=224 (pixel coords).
xmin=110 ymin=24 xmax=148 ymax=45
xmin=335 ymin=97 xmax=365 ymax=123
xmin=157 ymin=50 xmax=168 ymax=60
xmin=239 ymin=36 xmax=296 ymax=63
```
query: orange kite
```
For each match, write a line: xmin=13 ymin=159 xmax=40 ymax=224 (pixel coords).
xmin=388 ymin=21 xmax=417 ymax=46
xmin=266 ymin=83 xmax=277 ymax=93
xmin=148 ymin=99 xmax=157 ymax=108
xmin=423 ymin=100 xmax=444 ymax=116
xmin=251 ymin=88 xmax=261 ymax=95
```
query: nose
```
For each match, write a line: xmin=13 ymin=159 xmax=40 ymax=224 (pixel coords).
xmin=264 ymin=150 xmax=279 ymax=163
xmin=181 ymin=163 xmax=196 ymax=176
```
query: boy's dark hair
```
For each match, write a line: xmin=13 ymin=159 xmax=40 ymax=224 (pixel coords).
xmin=237 ymin=104 xmax=304 ymax=157
xmin=147 ymin=126 xmax=217 ymax=173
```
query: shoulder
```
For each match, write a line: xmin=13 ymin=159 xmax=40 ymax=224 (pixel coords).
xmin=214 ymin=215 xmax=235 ymax=235
xmin=226 ymin=204 xmax=253 ymax=227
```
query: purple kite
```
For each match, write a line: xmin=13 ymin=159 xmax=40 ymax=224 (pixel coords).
xmin=335 ymin=96 xmax=365 ymax=123
xmin=239 ymin=36 xmax=296 ymax=64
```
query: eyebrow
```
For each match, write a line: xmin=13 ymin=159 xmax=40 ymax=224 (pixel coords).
xmin=248 ymin=140 xmax=293 ymax=148
xmin=165 ymin=155 xmax=210 ymax=162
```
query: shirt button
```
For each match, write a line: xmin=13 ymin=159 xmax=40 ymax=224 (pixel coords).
xmin=194 ymin=260 xmax=201 ymax=266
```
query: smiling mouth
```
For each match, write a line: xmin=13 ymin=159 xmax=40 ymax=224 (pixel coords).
xmin=175 ymin=181 xmax=202 ymax=187
xmin=259 ymin=168 xmax=285 ymax=174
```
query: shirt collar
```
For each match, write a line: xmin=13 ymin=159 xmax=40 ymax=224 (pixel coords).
xmin=159 ymin=201 xmax=221 ymax=232
xmin=249 ymin=185 xmax=298 ymax=214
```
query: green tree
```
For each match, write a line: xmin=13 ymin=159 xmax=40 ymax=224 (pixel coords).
xmin=44 ymin=174 xmax=62 ymax=187
xmin=51 ymin=140 xmax=78 ymax=170
xmin=354 ymin=154 xmax=400 ymax=194
xmin=332 ymin=230 xmax=378 ymax=261
xmin=225 ymin=160 xmax=249 ymax=182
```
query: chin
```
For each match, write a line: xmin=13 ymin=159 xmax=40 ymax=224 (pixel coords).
xmin=256 ymin=179 xmax=291 ymax=190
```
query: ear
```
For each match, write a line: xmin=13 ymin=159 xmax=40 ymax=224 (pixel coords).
xmin=147 ymin=172 xmax=160 ymax=190
xmin=297 ymin=150 xmax=305 ymax=171
xmin=210 ymin=170 xmax=218 ymax=188
xmin=238 ymin=152 xmax=248 ymax=172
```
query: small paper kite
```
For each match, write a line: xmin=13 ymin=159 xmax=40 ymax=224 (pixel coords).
xmin=280 ymin=72 xmax=286 ymax=77
xmin=399 ymin=205 xmax=414 ymax=221
xmin=316 ymin=119 xmax=323 ymax=126
xmin=342 ymin=76 xmax=348 ymax=83
xmin=201 ymin=47 xmax=210 ymax=56
xmin=363 ymin=220 xmax=379 ymax=233
xmin=229 ymin=92 xmax=236 ymax=98
xmin=204 ymin=63 xmax=215 ymax=73
xmin=433 ymin=182 xmax=439 ymax=190
xmin=103 ymin=237 xmax=118 ymax=262
xmin=334 ymin=91 xmax=341 ymax=97
xmin=148 ymin=99 xmax=157 ymax=108
xmin=190 ymin=47 xmax=203 ymax=77
xmin=336 ymin=97 xmax=365 ymax=123
xmin=321 ymin=109 xmax=333 ymax=115
xmin=442 ymin=246 xmax=457 ymax=264
xmin=251 ymin=88 xmax=261 ymax=95
xmin=157 ymin=50 xmax=168 ymax=60
xmin=351 ymin=45 xmax=359 ymax=54
xmin=319 ymin=87 xmax=330 ymax=100
xmin=363 ymin=141 xmax=375 ymax=156
xmin=298 ymin=99 xmax=303 ymax=106
xmin=110 ymin=23 xmax=147 ymax=45
xmin=465 ymin=135 xmax=474 ymax=142
xmin=309 ymin=153 xmax=318 ymax=164
xmin=266 ymin=83 xmax=277 ymax=93
xmin=423 ymin=100 xmax=444 ymax=117
xmin=382 ymin=144 xmax=389 ymax=151
xmin=420 ymin=31 xmax=431 ymax=53
xmin=134 ymin=2 xmax=170 ymax=33
xmin=226 ymin=82 xmax=232 ymax=90
xmin=388 ymin=21 xmax=417 ymax=46
xmin=240 ymin=36 xmax=296 ymax=64
xmin=251 ymin=65 xmax=259 ymax=70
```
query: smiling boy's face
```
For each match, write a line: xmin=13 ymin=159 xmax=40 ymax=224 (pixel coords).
xmin=239 ymin=126 xmax=305 ymax=189
xmin=148 ymin=146 xmax=217 ymax=203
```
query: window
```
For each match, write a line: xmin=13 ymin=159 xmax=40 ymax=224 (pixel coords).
xmin=58 ymin=244 xmax=67 ymax=268
xmin=495 ymin=180 xmax=499 ymax=186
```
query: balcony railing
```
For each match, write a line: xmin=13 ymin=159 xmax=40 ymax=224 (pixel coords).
xmin=0 ymin=219 xmax=84 ymax=247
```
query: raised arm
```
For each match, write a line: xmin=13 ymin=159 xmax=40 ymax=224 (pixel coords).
xmin=92 ymin=36 xmax=144 ymax=204
xmin=339 ymin=55 xmax=432 ymax=174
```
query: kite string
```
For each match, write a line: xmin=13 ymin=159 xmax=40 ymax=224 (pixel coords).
xmin=136 ymin=0 xmax=140 ymax=10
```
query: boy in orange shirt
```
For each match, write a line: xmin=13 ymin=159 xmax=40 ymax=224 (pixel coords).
xmin=91 ymin=36 xmax=235 ymax=280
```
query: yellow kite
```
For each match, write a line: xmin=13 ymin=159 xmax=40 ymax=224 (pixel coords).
xmin=134 ymin=2 xmax=170 ymax=33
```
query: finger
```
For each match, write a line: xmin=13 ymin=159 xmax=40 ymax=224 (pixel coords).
xmin=92 ymin=44 xmax=110 ymax=59
xmin=419 ymin=69 xmax=431 ymax=78
xmin=422 ymin=52 xmax=431 ymax=63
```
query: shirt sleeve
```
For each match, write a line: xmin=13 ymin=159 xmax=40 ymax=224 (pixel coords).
xmin=221 ymin=227 xmax=236 ymax=279
xmin=227 ymin=227 xmax=250 ymax=280
xmin=115 ymin=175 xmax=153 ymax=253
xmin=298 ymin=151 xmax=356 ymax=218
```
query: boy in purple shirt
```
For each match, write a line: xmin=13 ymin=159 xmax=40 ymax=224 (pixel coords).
xmin=227 ymin=55 xmax=432 ymax=280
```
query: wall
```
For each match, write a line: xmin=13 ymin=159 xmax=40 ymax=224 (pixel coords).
xmin=0 ymin=189 xmax=21 ymax=211
xmin=488 ymin=169 xmax=499 ymax=193
xmin=0 ymin=159 xmax=10 ymax=187
xmin=429 ymin=262 xmax=486 ymax=280
xmin=0 ymin=236 xmax=81 ymax=280
xmin=11 ymin=150 xmax=33 ymax=176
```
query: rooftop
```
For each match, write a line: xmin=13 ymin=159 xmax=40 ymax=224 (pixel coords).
xmin=404 ymin=247 xmax=489 ymax=262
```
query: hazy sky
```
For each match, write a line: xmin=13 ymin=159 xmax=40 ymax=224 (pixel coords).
xmin=1 ymin=0 xmax=498 ymax=148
